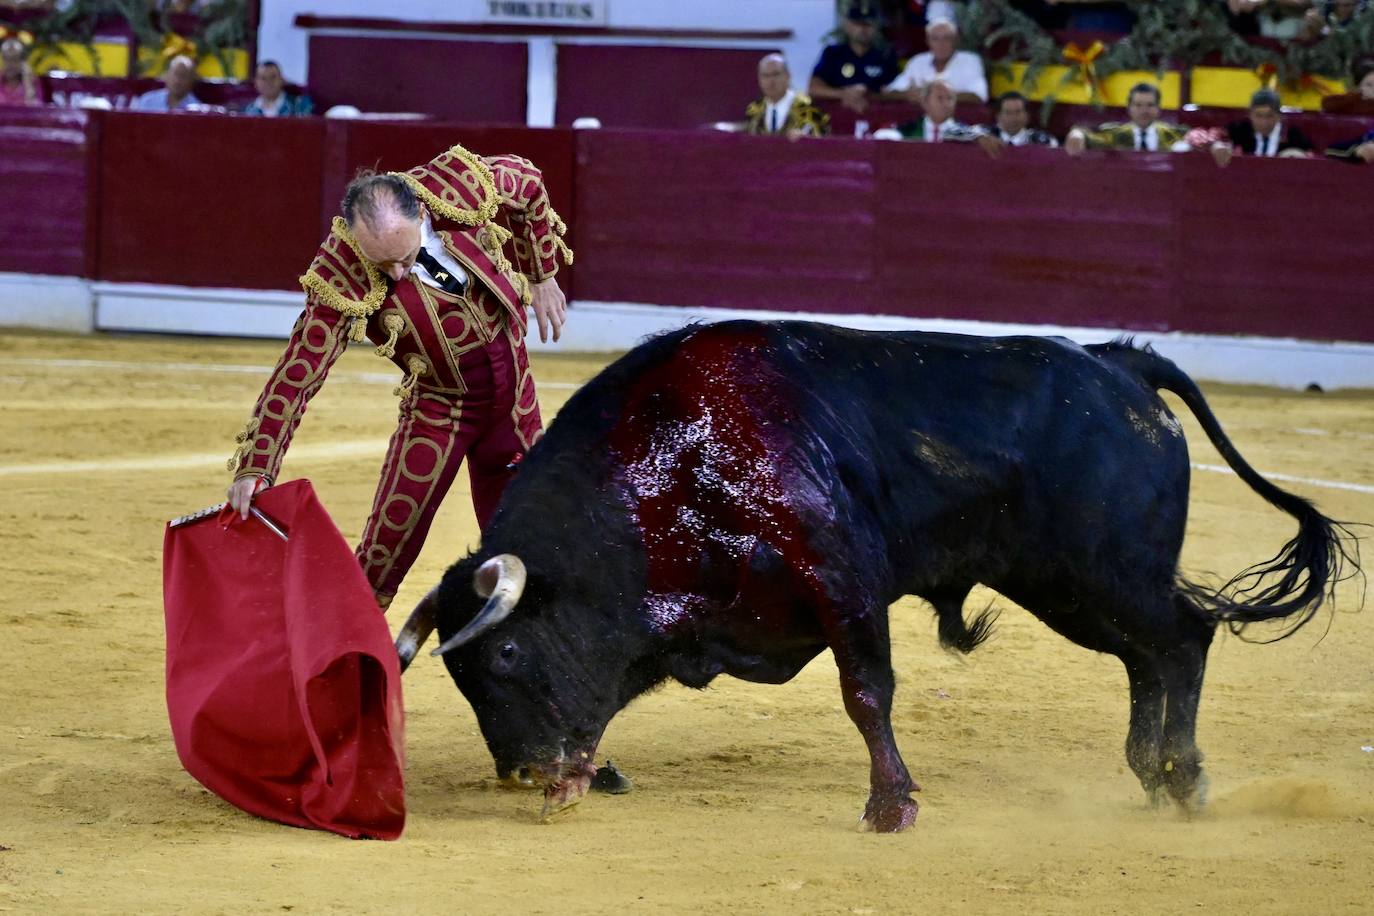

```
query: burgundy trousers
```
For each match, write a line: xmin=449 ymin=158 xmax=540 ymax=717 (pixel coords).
xmin=356 ymin=326 xmax=542 ymax=605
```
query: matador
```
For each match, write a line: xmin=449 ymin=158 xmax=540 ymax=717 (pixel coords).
xmin=226 ymin=143 xmax=574 ymax=610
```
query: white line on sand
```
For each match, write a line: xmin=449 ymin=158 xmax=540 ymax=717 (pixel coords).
xmin=1291 ymin=427 xmax=1374 ymax=441
xmin=0 ymin=356 xmax=581 ymax=390
xmin=1191 ymin=463 xmax=1374 ymax=495
xmin=0 ymin=440 xmax=383 ymax=477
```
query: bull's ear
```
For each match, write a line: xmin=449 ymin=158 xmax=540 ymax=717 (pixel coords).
xmin=433 ymin=554 xmax=527 ymax=657
xmin=473 ymin=556 xmax=505 ymax=597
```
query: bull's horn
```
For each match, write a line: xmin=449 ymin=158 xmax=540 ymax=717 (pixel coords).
xmin=395 ymin=587 xmax=439 ymax=673
xmin=430 ymin=554 xmax=527 ymax=657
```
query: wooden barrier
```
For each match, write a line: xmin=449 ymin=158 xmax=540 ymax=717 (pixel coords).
xmin=572 ymin=129 xmax=1374 ymax=342
xmin=2 ymin=110 xmax=1371 ymax=343
xmin=0 ymin=108 xmax=92 ymax=278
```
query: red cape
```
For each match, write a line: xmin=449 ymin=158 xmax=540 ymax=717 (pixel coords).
xmin=162 ymin=479 xmax=405 ymax=839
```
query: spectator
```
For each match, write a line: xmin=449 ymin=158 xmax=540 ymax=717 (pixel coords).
xmin=1229 ymin=0 xmax=1317 ymax=39
xmin=1323 ymin=0 xmax=1367 ymax=26
xmin=809 ymin=2 xmax=900 ymax=114
xmin=986 ymin=91 xmax=1058 ymax=146
xmin=1321 ymin=61 xmax=1374 ymax=114
xmin=885 ymin=17 xmax=988 ymax=103
xmin=1210 ymin=88 xmax=1313 ymax=166
xmin=131 ymin=54 xmax=202 ymax=112
xmin=1324 ymin=127 xmax=1374 ymax=162
xmin=1064 ymin=83 xmax=1189 ymax=155
xmin=1038 ymin=0 xmax=1137 ymax=31
xmin=244 ymin=60 xmax=313 ymax=117
xmin=745 ymin=53 xmax=829 ymax=138
xmin=889 ymin=79 xmax=983 ymax=141
xmin=1301 ymin=0 xmax=1367 ymax=35
xmin=0 ymin=36 xmax=41 ymax=107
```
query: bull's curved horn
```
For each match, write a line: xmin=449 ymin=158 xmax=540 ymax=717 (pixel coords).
xmin=395 ymin=587 xmax=439 ymax=674
xmin=430 ymin=554 xmax=527 ymax=657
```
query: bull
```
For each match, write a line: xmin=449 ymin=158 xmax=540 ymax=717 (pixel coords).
xmin=395 ymin=320 xmax=1359 ymax=832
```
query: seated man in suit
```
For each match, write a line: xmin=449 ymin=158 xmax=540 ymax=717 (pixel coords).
xmin=1325 ymin=128 xmax=1374 ymax=163
xmin=1210 ymin=89 xmax=1313 ymax=166
xmin=745 ymin=53 xmax=830 ymax=138
xmin=1063 ymin=83 xmax=1189 ymax=156
xmin=987 ymin=91 xmax=1058 ymax=147
xmin=889 ymin=78 xmax=982 ymax=142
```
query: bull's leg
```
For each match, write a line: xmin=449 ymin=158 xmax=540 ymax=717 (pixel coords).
xmin=1007 ymin=589 xmax=1171 ymax=808
xmin=1120 ymin=653 xmax=1167 ymax=806
xmin=820 ymin=602 xmax=918 ymax=832
xmin=1157 ymin=615 xmax=1214 ymax=813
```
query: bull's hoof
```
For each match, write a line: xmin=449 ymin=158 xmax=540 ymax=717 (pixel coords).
xmin=859 ymin=793 xmax=919 ymax=833
xmin=590 ymin=760 xmax=634 ymax=795
xmin=1169 ymin=770 xmax=1209 ymax=817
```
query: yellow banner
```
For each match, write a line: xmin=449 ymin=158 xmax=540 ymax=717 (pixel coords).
xmin=1191 ymin=66 xmax=1346 ymax=110
xmin=136 ymin=46 xmax=248 ymax=79
xmin=990 ymin=63 xmax=1182 ymax=108
xmin=30 ymin=41 xmax=131 ymax=77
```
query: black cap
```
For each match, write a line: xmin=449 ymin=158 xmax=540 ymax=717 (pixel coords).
xmin=846 ymin=2 xmax=880 ymax=22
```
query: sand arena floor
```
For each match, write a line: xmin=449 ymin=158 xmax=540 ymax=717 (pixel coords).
xmin=0 ymin=328 xmax=1371 ymax=914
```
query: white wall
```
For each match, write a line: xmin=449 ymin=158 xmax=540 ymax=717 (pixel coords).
xmin=8 ymin=277 xmax=1374 ymax=391
xmin=259 ymin=0 xmax=836 ymax=96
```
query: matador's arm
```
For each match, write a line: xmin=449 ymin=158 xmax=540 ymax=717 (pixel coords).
xmin=482 ymin=154 xmax=574 ymax=282
xmin=227 ymin=297 xmax=352 ymax=483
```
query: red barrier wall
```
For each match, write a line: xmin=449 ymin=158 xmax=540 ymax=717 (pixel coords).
xmin=572 ymin=129 xmax=1374 ymax=342
xmin=4 ymin=109 xmax=1372 ymax=344
xmin=573 ymin=129 xmax=878 ymax=311
xmin=96 ymin=112 xmax=326 ymax=289
xmin=555 ymin=44 xmax=779 ymax=128
xmin=0 ymin=109 xmax=92 ymax=277
xmin=307 ymin=36 xmax=527 ymax=123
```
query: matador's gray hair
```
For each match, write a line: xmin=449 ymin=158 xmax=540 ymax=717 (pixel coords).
xmin=341 ymin=172 xmax=421 ymax=231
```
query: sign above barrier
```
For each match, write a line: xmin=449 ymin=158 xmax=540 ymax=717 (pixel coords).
xmin=480 ymin=1 xmax=607 ymax=27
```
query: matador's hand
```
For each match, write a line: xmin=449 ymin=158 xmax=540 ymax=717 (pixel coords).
xmin=227 ymin=475 xmax=269 ymax=521
xmin=530 ymin=277 xmax=567 ymax=344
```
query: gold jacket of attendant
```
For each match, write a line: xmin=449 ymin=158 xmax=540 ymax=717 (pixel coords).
xmin=744 ymin=93 xmax=830 ymax=137
xmin=227 ymin=143 xmax=573 ymax=605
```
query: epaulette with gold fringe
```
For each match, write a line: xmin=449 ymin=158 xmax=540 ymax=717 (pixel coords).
xmin=298 ymin=217 xmax=387 ymax=341
xmin=391 ymin=143 xmax=500 ymax=228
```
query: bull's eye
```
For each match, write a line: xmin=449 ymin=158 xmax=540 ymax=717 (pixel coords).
xmin=491 ymin=640 xmax=519 ymax=674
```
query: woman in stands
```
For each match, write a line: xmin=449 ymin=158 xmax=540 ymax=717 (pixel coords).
xmin=0 ymin=37 xmax=42 ymax=107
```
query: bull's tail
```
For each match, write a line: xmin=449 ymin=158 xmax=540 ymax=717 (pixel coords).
xmin=1100 ymin=342 xmax=1363 ymax=641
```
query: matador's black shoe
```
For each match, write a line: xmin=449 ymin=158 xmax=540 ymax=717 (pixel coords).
xmin=589 ymin=760 xmax=634 ymax=794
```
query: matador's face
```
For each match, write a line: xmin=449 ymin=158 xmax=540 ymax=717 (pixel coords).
xmin=353 ymin=206 xmax=425 ymax=283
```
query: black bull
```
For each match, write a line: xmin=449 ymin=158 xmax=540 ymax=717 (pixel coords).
xmin=396 ymin=320 xmax=1359 ymax=832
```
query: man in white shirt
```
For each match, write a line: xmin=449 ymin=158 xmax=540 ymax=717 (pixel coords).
xmin=884 ymin=18 xmax=988 ymax=104
xmin=131 ymin=55 xmax=202 ymax=112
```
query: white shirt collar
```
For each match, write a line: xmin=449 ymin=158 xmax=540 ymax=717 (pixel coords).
xmin=413 ymin=211 xmax=468 ymax=291
xmin=763 ymin=89 xmax=796 ymax=132
xmin=1134 ymin=123 xmax=1158 ymax=151
xmin=1259 ymin=122 xmax=1282 ymax=155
